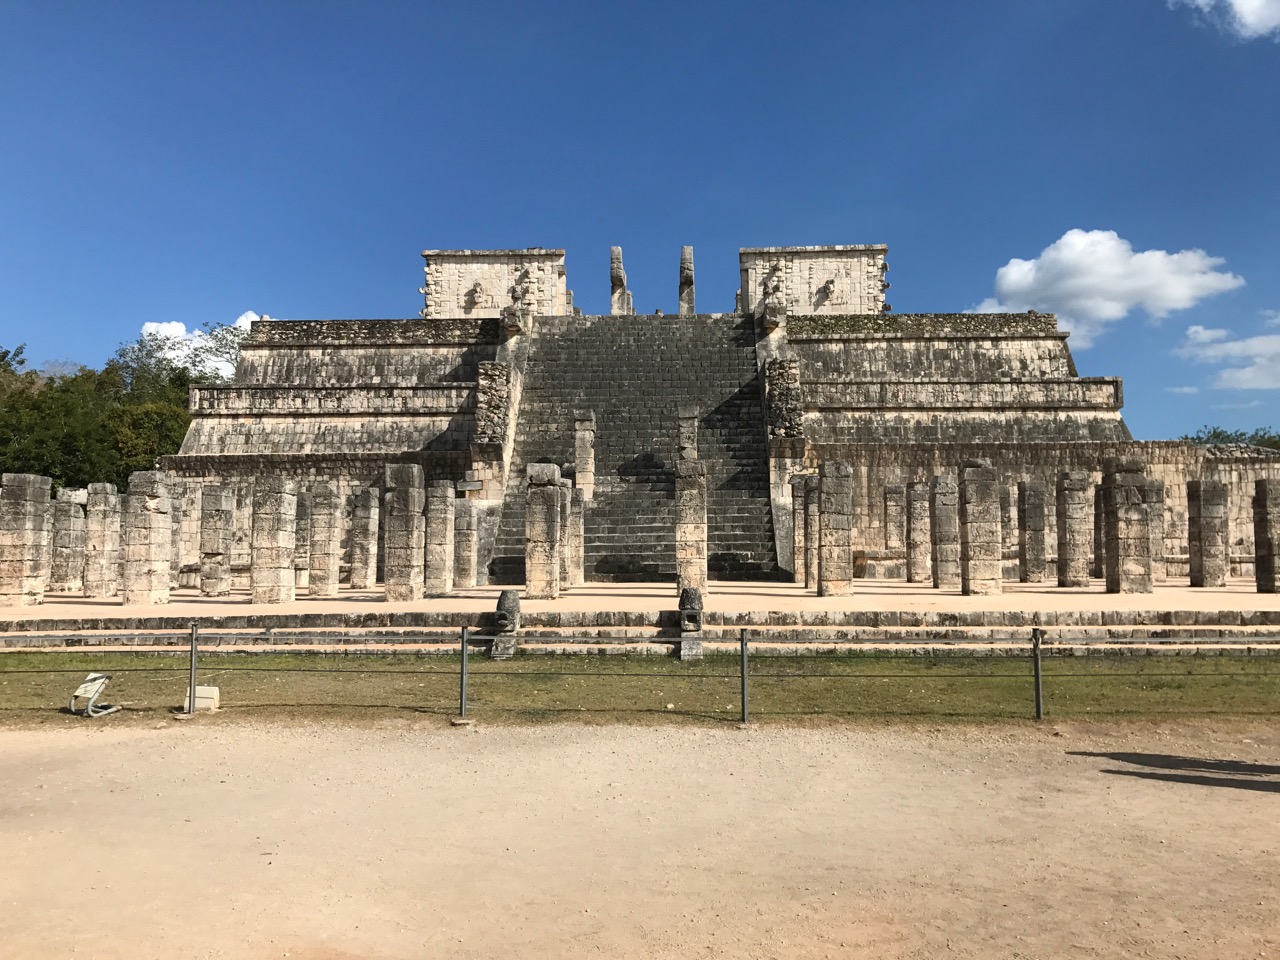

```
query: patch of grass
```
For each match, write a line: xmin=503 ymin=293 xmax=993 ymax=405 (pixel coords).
xmin=1 ymin=651 xmax=1277 ymax=727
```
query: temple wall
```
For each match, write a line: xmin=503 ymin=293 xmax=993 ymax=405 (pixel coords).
xmin=420 ymin=249 xmax=568 ymax=320
xmin=740 ymin=246 xmax=888 ymax=317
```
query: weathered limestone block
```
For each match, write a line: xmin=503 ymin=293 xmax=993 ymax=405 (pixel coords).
xmin=884 ymin=484 xmax=905 ymax=556
xmin=1145 ymin=478 xmax=1166 ymax=583
xmin=1188 ymin=479 xmax=1228 ymax=588
xmin=121 ymin=471 xmax=172 ymax=606
xmin=906 ymin=481 xmax=931 ymax=584
xmin=198 ymin=485 xmax=234 ymax=597
xmin=678 ymin=245 xmax=695 ymax=316
xmin=1092 ymin=486 xmax=1106 ymax=580
xmin=83 ymin=482 xmax=121 ymax=599
xmin=959 ymin=460 xmax=1002 ymax=596
xmin=250 ymin=477 xmax=297 ymax=604
xmin=424 ymin=480 xmax=455 ymax=596
xmin=293 ymin=488 xmax=312 ymax=590
xmin=348 ymin=488 xmax=379 ymax=590
xmin=574 ymin=411 xmax=596 ymax=500
xmin=929 ymin=475 xmax=960 ymax=589
xmin=1102 ymin=458 xmax=1152 ymax=594
xmin=803 ymin=476 xmax=820 ymax=589
xmin=308 ymin=481 xmax=342 ymax=598
xmin=525 ymin=463 xmax=562 ymax=599
xmin=474 ymin=361 xmax=512 ymax=445
xmin=49 ymin=488 xmax=87 ymax=594
xmin=454 ymin=496 xmax=480 ymax=590
xmin=675 ymin=460 xmax=708 ymax=594
xmin=817 ymin=460 xmax=853 ymax=596
xmin=1055 ymin=470 xmax=1091 ymax=587
xmin=0 ymin=473 xmax=53 ymax=606
xmin=172 ymin=479 xmax=202 ymax=589
xmin=764 ymin=357 xmax=803 ymax=439
xmin=384 ymin=464 xmax=425 ymax=601
xmin=790 ymin=475 xmax=808 ymax=584
xmin=557 ymin=480 xmax=573 ymax=589
xmin=568 ymin=488 xmax=586 ymax=587
xmin=1254 ymin=479 xmax=1280 ymax=593
xmin=1017 ymin=480 xmax=1047 ymax=584
xmin=609 ymin=246 xmax=634 ymax=315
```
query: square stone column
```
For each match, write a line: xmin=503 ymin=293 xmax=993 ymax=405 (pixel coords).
xmin=0 ymin=473 xmax=53 ymax=606
xmin=929 ymin=475 xmax=960 ymax=589
xmin=803 ymin=476 xmax=820 ymax=590
xmin=198 ymin=485 xmax=234 ymax=597
xmin=1188 ymin=479 xmax=1228 ymax=588
xmin=884 ymin=483 xmax=906 ymax=562
xmin=1254 ymin=479 xmax=1280 ymax=593
xmin=250 ymin=477 xmax=297 ymax=604
xmin=122 ymin=471 xmax=172 ymax=606
xmin=83 ymin=482 xmax=121 ymax=599
xmin=525 ymin=463 xmax=562 ymax=599
xmin=557 ymin=480 xmax=573 ymax=589
xmin=49 ymin=488 xmax=88 ymax=594
xmin=1145 ymin=478 xmax=1166 ymax=583
xmin=1092 ymin=486 xmax=1106 ymax=580
xmin=293 ymin=488 xmax=312 ymax=591
xmin=675 ymin=460 xmax=708 ymax=594
xmin=348 ymin=488 xmax=379 ymax=590
xmin=453 ymin=496 xmax=480 ymax=589
xmin=789 ymin=475 xmax=808 ymax=584
xmin=569 ymin=488 xmax=586 ymax=587
xmin=172 ymin=480 xmax=202 ymax=589
xmin=308 ymin=481 xmax=342 ymax=598
xmin=1055 ymin=470 xmax=1091 ymax=587
xmin=1017 ymin=480 xmax=1046 ymax=584
xmin=574 ymin=411 xmax=596 ymax=500
xmin=424 ymin=480 xmax=455 ymax=596
xmin=1102 ymin=458 xmax=1152 ymax=594
xmin=959 ymin=460 xmax=1002 ymax=596
xmin=384 ymin=465 xmax=426 ymax=601
xmin=906 ymin=481 xmax=931 ymax=584
xmin=817 ymin=460 xmax=853 ymax=597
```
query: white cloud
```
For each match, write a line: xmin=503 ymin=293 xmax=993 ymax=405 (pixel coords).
xmin=971 ymin=229 xmax=1244 ymax=348
xmin=1177 ymin=326 xmax=1280 ymax=389
xmin=1171 ymin=0 xmax=1280 ymax=39
xmin=1165 ymin=385 xmax=1202 ymax=394
xmin=1185 ymin=324 xmax=1230 ymax=344
xmin=1262 ymin=308 xmax=1280 ymax=327
xmin=140 ymin=310 xmax=260 ymax=379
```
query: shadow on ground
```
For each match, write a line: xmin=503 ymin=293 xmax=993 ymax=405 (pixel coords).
xmin=1069 ymin=750 xmax=1280 ymax=793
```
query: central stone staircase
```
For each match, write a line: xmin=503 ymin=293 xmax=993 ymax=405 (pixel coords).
xmin=489 ymin=313 xmax=778 ymax=582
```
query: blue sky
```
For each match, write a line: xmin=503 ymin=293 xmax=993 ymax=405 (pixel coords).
xmin=1 ymin=0 xmax=1277 ymax=439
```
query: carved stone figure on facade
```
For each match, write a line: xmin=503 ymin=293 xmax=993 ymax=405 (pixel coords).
xmin=464 ymin=280 xmax=489 ymax=312
xmin=610 ymin=246 xmax=634 ymax=315
xmin=501 ymin=269 xmax=534 ymax=333
xmin=761 ymin=265 xmax=786 ymax=331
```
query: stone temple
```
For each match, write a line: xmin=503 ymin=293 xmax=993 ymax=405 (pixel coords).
xmin=139 ymin=243 xmax=1279 ymax=595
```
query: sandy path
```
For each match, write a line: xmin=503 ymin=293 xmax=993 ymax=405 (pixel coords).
xmin=1 ymin=720 xmax=1277 ymax=959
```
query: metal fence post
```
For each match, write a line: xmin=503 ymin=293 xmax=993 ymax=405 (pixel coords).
xmin=1031 ymin=627 xmax=1044 ymax=721
xmin=460 ymin=626 xmax=469 ymax=718
xmin=187 ymin=621 xmax=199 ymax=715
xmin=740 ymin=628 xmax=749 ymax=724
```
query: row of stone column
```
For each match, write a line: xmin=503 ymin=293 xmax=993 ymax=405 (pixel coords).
xmin=790 ymin=461 xmax=1280 ymax=596
xmin=524 ymin=464 xmax=586 ymax=599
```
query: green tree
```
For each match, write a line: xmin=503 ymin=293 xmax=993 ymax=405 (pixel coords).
xmin=1182 ymin=425 xmax=1280 ymax=451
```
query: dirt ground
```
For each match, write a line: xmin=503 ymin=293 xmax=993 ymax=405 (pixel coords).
xmin=1 ymin=719 xmax=1277 ymax=959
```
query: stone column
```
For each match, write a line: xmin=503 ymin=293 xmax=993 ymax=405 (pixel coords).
xmin=1016 ymin=480 xmax=1046 ymax=584
xmin=1188 ymin=479 xmax=1228 ymax=588
xmin=609 ymin=246 xmax=634 ymax=315
xmin=454 ymin=496 xmax=480 ymax=590
xmin=293 ymin=487 xmax=312 ymax=591
xmin=1254 ymin=479 xmax=1280 ymax=593
xmin=906 ymin=481 xmax=932 ymax=584
xmin=929 ymin=475 xmax=960 ymax=589
xmin=0 ymin=473 xmax=53 ymax=606
xmin=424 ymin=480 xmax=455 ymax=596
xmin=250 ymin=477 xmax=297 ymax=604
xmin=83 ymin=482 xmax=121 ymax=599
xmin=1092 ymin=486 xmax=1106 ymax=580
xmin=172 ymin=480 xmax=202 ymax=589
xmin=383 ymin=465 xmax=425 ymax=601
xmin=959 ymin=460 xmax=1002 ymax=595
xmin=1145 ymin=478 xmax=1166 ymax=583
xmin=1102 ymin=458 xmax=1152 ymax=594
xmin=198 ymin=485 xmax=234 ymax=597
xmin=308 ymin=481 xmax=342 ymax=598
xmin=574 ymin=411 xmax=596 ymax=500
xmin=121 ymin=471 xmax=172 ymax=605
xmin=557 ymin=479 xmax=573 ymax=589
xmin=49 ymin=488 xmax=88 ymax=594
xmin=525 ymin=463 xmax=562 ymax=599
xmin=803 ymin=476 xmax=820 ymax=590
xmin=1055 ymin=470 xmax=1091 ymax=587
xmin=569 ymin=488 xmax=586 ymax=587
xmin=678 ymin=245 xmax=695 ymax=316
xmin=817 ymin=460 xmax=853 ymax=596
xmin=884 ymin=483 xmax=906 ymax=576
xmin=675 ymin=460 xmax=708 ymax=594
xmin=789 ymin=475 xmax=808 ymax=584
xmin=348 ymin=488 xmax=379 ymax=590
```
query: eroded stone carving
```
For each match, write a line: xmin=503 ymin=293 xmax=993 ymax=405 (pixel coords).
xmin=764 ymin=357 xmax=803 ymax=439
xmin=610 ymin=246 xmax=633 ymax=315
xmin=474 ymin=361 xmax=512 ymax=444
xmin=679 ymin=246 xmax=695 ymax=316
